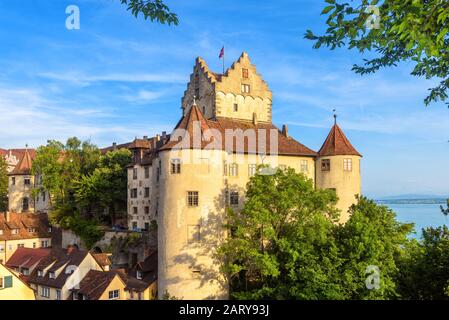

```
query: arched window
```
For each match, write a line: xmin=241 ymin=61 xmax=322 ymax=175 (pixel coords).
xmin=22 ymin=197 xmax=29 ymax=211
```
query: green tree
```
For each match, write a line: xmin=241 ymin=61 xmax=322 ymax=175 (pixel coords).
xmin=0 ymin=156 xmax=8 ymax=212
xmin=218 ymin=167 xmax=342 ymax=299
xmin=306 ymin=1 xmax=449 ymax=106
xmin=219 ymin=167 xmax=413 ymax=300
xmin=397 ymin=226 xmax=449 ymax=299
xmin=75 ymin=148 xmax=132 ymax=225
xmin=338 ymin=196 xmax=413 ymax=299
xmin=120 ymin=0 xmax=178 ymax=25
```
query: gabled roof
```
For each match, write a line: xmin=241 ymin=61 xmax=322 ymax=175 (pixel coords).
xmin=318 ymin=124 xmax=362 ymax=157
xmin=6 ymin=247 xmax=51 ymax=270
xmin=92 ymin=253 xmax=111 ymax=270
xmin=27 ymin=247 xmax=94 ymax=289
xmin=160 ymin=105 xmax=317 ymax=157
xmin=0 ymin=212 xmax=51 ymax=241
xmin=9 ymin=148 xmax=33 ymax=175
xmin=75 ymin=270 xmax=125 ymax=300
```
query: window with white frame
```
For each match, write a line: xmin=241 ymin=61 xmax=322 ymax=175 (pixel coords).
xmin=300 ymin=160 xmax=308 ymax=173
xmin=49 ymin=271 xmax=55 ymax=279
xmin=343 ymin=158 xmax=353 ymax=171
xmin=171 ymin=159 xmax=181 ymax=174
xmin=248 ymin=164 xmax=257 ymax=177
xmin=187 ymin=191 xmax=199 ymax=207
xmin=11 ymin=229 xmax=19 ymax=235
xmin=41 ymin=240 xmax=49 ymax=248
xmin=229 ymin=163 xmax=238 ymax=176
xmin=56 ymin=290 xmax=61 ymax=300
xmin=41 ymin=286 xmax=50 ymax=298
xmin=109 ymin=289 xmax=120 ymax=300
xmin=241 ymin=84 xmax=251 ymax=93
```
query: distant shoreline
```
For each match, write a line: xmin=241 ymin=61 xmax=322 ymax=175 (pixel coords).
xmin=375 ymin=199 xmax=447 ymax=205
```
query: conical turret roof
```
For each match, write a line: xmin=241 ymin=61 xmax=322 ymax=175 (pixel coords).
xmin=318 ymin=124 xmax=362 ymax=157
xmin=9 ymin=147 xmax=33 ymax=175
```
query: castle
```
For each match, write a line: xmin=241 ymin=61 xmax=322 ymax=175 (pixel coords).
xmin=2 ymin=52 xmax=362 ymax=300
xmin=126 ymin=52 xmax=362 ymax=299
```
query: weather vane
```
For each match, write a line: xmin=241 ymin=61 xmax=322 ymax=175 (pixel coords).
xmin=333 ymin=108 xmax=337 ymax=125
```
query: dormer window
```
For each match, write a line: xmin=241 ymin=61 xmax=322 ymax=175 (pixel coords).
xmin=49 ymin=272 xmax=56 ymax=279
xmin=0 ymin=229 xmax=3 ymax=235
xmin=48 ymin=227 xmax=52 ymax=233
xmin=37 ymin=270 xmax=43 ymax=277
xmin=136 ymin=270 xmax=143 ymax=280
xmin=28 ymin=227 xmax=36 ymax=233
xmin=11 ymin=229 xmax=19 ymax=235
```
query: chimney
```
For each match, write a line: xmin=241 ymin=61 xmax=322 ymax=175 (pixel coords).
xmin=252 ymin=112 xmax=258 ymax=125
xmin=282 ymin=124 xmax=289 ymax=138
xmin=66 ymin=245 xmax=77 ymax=254
xmin=143 ymin=136 xmax=148 ymax=140
xmin=162 ymin=131 xmax=167 ymax=142
xmin=112 ymin=142 xmax=117 ymax=150
xmin=156 ymin=134 xmax=160 ymax=142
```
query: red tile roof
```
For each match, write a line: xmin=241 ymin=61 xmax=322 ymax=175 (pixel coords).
xmin=75 ymin=270 xmax=125 ymax=300
xmin=27 ymin=247 xmax=92 ymax=289
xmin=92 ymin=253 xmax=111 ymax=269
xmin=0 ymin=212 xmax=51 ymax=241
xmin=160 ymin=105 xmax=317 ymax=156
xmin=6 ymin=247 xmax=51 ymax=270
xmin=9 ymin=148 xmax=33 ymax=175
xmin=318 ymin=124 xmax=361 ymax=157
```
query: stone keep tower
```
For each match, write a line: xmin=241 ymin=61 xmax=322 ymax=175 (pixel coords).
xmin=182 ymin=52 xmax=273 ymax=123
xmin=315 ymin=119 xmax=362 ymax=223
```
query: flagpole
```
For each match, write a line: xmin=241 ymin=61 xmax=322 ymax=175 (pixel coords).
xmin=222 ymin=50 xmax=225 ymax=74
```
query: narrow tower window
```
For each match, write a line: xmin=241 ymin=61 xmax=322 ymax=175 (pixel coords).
xmin=344 ymin=158 xmax=352 ymax=171
xmin=242 ymin=68 xmax=249 ymax=78
xmin=171 ymin=159 xmax=181 ymax=174
xmin=234 ymin=103 xmax=238 ymax=112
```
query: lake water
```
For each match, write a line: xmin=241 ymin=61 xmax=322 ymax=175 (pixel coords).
xmin=384 ymin=203 xmax=448 ymax=238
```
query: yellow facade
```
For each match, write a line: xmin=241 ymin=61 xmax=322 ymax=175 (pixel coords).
xmin=1 ymin=238 xmax=51 ymax=263
xmin=316 ymin=155 xmax=361 ymax=223
xmin=0 ymin=263 xmax=35 ymax=300
xmin=98 ymin=274 xmax=126 ymax=300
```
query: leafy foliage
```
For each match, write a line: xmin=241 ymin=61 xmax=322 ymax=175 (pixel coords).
xmin=0 ymin=156 xmax=8 ymax=212
xmin=218 ymin=167 xmax=412 ymax=299
xmin=32 ymin=137 xmax=131 ymax=248
xmin=397 ymin=226 xmax=449 ymax=299
xmin=306 ymin=0 xmax=449 ymax=106
xmin=120 ymin=0 xmax=179 ymax=25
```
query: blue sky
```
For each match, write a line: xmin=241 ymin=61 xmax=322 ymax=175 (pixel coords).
xmin=0 ymin=0 xmax=448 ymax=198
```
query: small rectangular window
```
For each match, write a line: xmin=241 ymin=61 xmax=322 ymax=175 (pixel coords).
xmin=108 ymin=289 xmax=120 ymax=300
xmin=230 ymin=191 xmax=239 ymax=206
xmin=133 ymin=207 xmax=138 ymax=214
xmin=241 ymin=84 xmax=251 ymax=94
xmin=131 ymin=188 xmax=138 ymax=199
xmin=133 ymin=168 xmax=138 ymax=180
xmin=144 ymin=206 xmax=149 ymax=214
xmin=242 ymin=68 xmax=249 ymax=78
xmin=344 ymin=158 xmax=352 ymax=171
xmin=233 ymin=103 xmax=238 ymax=112
xmin=56 ymin=290 xmax=61 ymax=300
xmin=144 ymin=187 xmax=150 ymax=198
xmin=229 ymin=163 xmax=238 ymax=177
xmin=187 ymin=191 xmax=199 ymax=207
xmin=171 ymin=159 xmax=181 ymax=174
xmin=11 ymin=177 xmax=15 ymax=185
xmin=24 ymin=178 xmax=31 ymax=185
xmin=248 ymin=164 xmax=257 ymax=177
xmin=321 ymin=159 xmax=331 ymax=171
xmin=300 ymin=160 xmax=308 ymax=173
xmin=144 ymin=166 xmax=150 ymax=179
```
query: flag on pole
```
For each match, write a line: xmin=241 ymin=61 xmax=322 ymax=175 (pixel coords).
xmin=219 ymin=46 xmax=224 ymax=59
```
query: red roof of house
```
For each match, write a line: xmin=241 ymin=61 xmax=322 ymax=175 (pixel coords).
xmin=318 ymin=124 xmax=362 ymax=157
xmin=6 ymin=247 xmax=51 ymax=270
xmin=0 ymin=212 xmax=51 ymax=241
xmin=9 ymin=148 xmax=34 ymax=175
xmin=160 ymin=105 xmax=317 ymax=156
